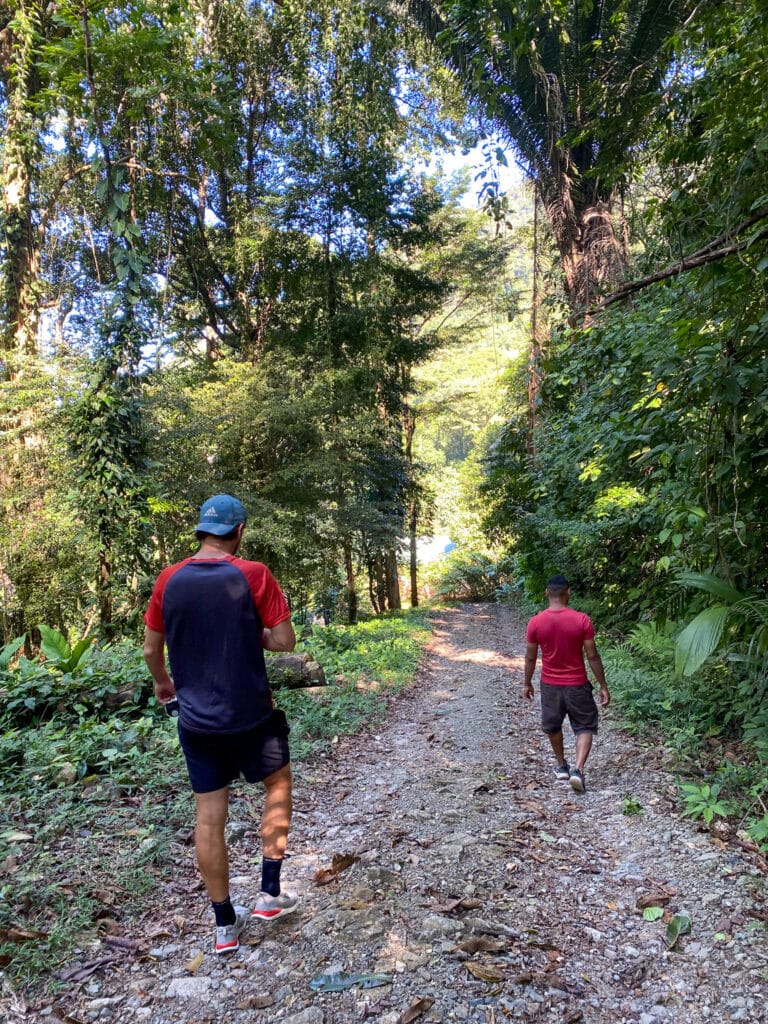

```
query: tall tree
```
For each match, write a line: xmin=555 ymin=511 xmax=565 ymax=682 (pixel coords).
xmin=409 ymin=0 xmax=700 ymax=311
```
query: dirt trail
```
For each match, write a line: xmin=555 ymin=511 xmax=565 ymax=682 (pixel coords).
xmin=31 ymin=605 xmax=768 ymax=1023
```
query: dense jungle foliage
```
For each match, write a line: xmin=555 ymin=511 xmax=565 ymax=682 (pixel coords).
xmin=1 ymin=0 xmax=768 ymax=991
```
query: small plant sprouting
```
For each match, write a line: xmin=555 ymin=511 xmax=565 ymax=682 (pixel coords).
xmin=679 ymin=780 xmax=732 ymax=824
xmin=622 ymin=793 xmax=643 ymax=816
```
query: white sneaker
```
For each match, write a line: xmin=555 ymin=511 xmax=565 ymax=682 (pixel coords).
xmin=214 ymin=905 xmax=249 ymax=954
xmin=251 ymin=890 xmax=299 ymax=921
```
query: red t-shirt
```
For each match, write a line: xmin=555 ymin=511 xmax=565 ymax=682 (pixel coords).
xmin=525 ymin=607 xmax=595 ymax=686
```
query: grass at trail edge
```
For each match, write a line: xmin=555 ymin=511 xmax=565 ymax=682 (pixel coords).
xmin=0 ymin=610 xmax=430 ymax=997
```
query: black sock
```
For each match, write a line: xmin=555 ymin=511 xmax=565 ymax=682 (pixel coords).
xmin=212 ymin=897 xmax=236 ymax=927
xmin=261 ymin=856 xmax=283 ymax=897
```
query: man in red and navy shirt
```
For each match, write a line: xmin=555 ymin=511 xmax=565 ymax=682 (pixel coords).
xmin=523 ymin=575 xmax=610 ymax=793
xmin=144 ymin=495 xmax=299 ymax=953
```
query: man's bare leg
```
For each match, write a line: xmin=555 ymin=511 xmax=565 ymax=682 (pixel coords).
xmin=574 ymin=731 xmax=593 ymax=772
xmin=194 ymin=787 xmax=230 ymax=902
xmin=546 ymin=730 xmax=566 ymax=765
xmin=262 ymin=764 xmax=292 ymax=859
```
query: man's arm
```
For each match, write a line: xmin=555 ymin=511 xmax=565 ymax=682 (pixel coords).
xmin=143 ymin=627 xmax=176 ymax=703
xmin=262 ymin=618 xmax=296 ymax=652
xmin=584 ymin=637 xmax=610 ymax=707
xmin=523 ymin=642 xmax=538 ymax=700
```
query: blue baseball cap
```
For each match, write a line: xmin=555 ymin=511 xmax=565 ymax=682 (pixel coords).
xmin=195 ymin=494 xmax=247 ymax=535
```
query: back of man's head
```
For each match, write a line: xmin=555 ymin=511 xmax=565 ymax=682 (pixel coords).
xmin=194 ymin=494 xmax=247 ymax=541
xmin=546 ymin=574 xmax=570 ymax=600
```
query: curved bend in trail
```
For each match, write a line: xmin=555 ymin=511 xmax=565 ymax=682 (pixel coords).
xmin=53 ymin=604 xmax=768 ymax=1023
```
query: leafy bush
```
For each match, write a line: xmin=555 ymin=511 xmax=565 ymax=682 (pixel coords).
xmin=298 ymin=611 xmax=429 ymax=686
xmin=604 ymin=636 xmax=768 ymax=848
xmin=427 ymin=549 xmax=512 ymax=602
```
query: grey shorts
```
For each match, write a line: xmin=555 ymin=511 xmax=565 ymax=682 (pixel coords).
xmin=540 ymin=682 xmax=598 ymax=735
xmin=178 ymin=709 xmax=291 ymax=793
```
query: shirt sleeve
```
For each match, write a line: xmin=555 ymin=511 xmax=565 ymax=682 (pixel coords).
xmin=525 ymin=616 xmax=538 ymax=644
xmin=582 ymin=614 xmax=596 ymax=641
xmin=144 ymin=573 xmax=167 ymax=633
xmin=236 ymin=560 xmax=292 ymax=627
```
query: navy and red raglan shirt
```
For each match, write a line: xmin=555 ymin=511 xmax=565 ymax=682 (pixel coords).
xmin=145 ymin=556 xmax=291 ymax=734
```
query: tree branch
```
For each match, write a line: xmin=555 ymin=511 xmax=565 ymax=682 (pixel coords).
xmin=591 ymin=207 xmax=768 ymax=312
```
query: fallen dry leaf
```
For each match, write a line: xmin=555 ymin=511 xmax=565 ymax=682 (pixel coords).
xmin=236 ymin=994 xmax=275 ymax=1009
xmin=466 ymin=962 xmax=505 ymax=982
xmin=186 ymin=951 xmax=204 ymax=973
xmin=314 ymin=852 xmax=360 ymax=886
xmin=0 ymin=855 xmax=19 ymax=875
xmin=454 ymin=937 xmax=507 ymax=954
xmin=58 ymin=957 xmax=119 ymax=982
xmin=0 ymin=925 xmax=48 ymax=943
xmin=517 ymin=799 xmax=545 ymax=816
xmin=98 ymin=918 xmax=123 ymax=935
xmin=432 ymin=896 xmax=483 ymax=914
xmin=563 ymin=1010 xmax=584 ymax=1023
xmin=636 ymin=892 xmax=671 ymax=910
xmin=102 ymin=934 xmax=143 ymax=952
xmin=398 ymin=995 xmax=435 ymax=1023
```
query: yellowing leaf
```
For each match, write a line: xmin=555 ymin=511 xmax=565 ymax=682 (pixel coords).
xmin=186 ymin=951 xmax=204 ymax=973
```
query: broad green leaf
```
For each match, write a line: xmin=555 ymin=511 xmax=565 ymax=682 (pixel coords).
xmin=38 ymin=624 xmax=71 ymax=665
xmin=0 ymin=635 xmax=26 ymax=668
xmin=675 ymin=605 xmax=730 ymax=677
xmin=67 ymin=637 xmax=95 ymax=671
xmin=642 ymin=906 xmax=664 ymax=922
xmin=664 ymin=913 xmax=691 ymax=949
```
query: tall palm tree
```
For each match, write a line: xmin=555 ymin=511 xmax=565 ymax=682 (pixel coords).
xmin=409 ymin=0 xmax=700 ymax=311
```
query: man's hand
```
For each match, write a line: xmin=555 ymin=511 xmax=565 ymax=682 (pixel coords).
xmin=154 ymin=679 xmax=177 ymax=704
xmin=598 ymin=684 xmax=611 ymax=708
xmin=523 ymin=682 xmax=534 ymax=701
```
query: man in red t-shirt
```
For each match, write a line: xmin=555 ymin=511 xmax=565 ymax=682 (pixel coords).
xmin=144 ymin=495 xmax=298 ymax=954
xmin=523 ymin=575 xmax=610 ymax=792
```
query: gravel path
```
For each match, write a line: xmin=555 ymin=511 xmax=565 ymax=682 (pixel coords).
xmin=30 ymin=604 xmax=768 ymax=1023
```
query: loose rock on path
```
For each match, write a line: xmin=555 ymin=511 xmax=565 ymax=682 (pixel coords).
xmin=35 ymin=604 xmax=768 ymax=1023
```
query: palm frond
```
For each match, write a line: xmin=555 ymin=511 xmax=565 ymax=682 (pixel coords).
xmin=674 ymin=571 xmax=744 ymax=605
xmin=675 ymin=604 xmax=730 ymax=677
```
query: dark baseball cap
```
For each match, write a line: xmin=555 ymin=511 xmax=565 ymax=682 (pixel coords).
xmin=195 ymin=494 xmax=247 ymax=535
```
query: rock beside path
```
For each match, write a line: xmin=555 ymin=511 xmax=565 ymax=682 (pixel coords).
xmin=28 ymin=605 xmax=768 ymax=1023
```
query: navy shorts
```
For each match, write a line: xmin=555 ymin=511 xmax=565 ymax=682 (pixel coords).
xmin=540 ymin=682 xmax=598 ymax=735
xmin=178 ymin=709 xmax=291 ymax=793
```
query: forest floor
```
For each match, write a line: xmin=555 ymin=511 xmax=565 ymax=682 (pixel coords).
xmin=10 ymin=603 xmax=768 ymax=1024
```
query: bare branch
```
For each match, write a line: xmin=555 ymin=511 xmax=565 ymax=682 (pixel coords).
xmin=591 ymin=208 xmax=768 ymax=312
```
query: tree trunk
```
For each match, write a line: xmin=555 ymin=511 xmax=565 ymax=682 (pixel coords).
xmin=541 ymin=178 xmax=626 ymax=315
xmin=403 ymin=398 xmax=419 ymax=607
xmin=385 ymin=548 xmax=401 ymax=610
xmin=97 ymin=530 xmax=114 ymax=637
xmin=409 ymin=503 xmax=418 ymax=608
xmin=342 ymin=538 xmax=357 ymax=625
xmin=0 ymin=0 xmax=43 ymax=356
xmin=372 ymin=550 xmax=387 ymax=611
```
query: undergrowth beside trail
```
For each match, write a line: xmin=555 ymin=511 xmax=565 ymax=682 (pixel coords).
xmin=0 ymin=610 xmax=430 ymax=997
xmin=603 ymin=624 xmax=768 ymax=851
